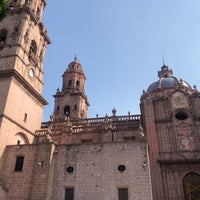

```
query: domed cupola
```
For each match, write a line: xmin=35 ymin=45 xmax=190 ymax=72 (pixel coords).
xmin=147 ymin=65 xmax=192 ymax=93
xmin=62 ymin=54 xmax=86 ymax=93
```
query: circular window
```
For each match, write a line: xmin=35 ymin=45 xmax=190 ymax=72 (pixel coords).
xmin=28 ymin=68 xmax=34 ymax=78
xmin=66 ymin=166 xmax=74 ymax=173
xmin=117 ymin=165 xmax=126 ymax=172
xmin=175 ymin=112 xmax=188 ymax=120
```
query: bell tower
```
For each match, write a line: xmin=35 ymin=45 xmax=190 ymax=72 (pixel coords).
xmin=0 ymin=0 xmax=50 ymax=154
xmin=53 ymin=55 xmax=89 ymax=120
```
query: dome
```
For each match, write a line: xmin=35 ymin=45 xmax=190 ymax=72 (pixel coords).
xmin=63 ymin=53 xmax=85 ymax=77
xmin=147 ymin=65 xmax=192 ymax=93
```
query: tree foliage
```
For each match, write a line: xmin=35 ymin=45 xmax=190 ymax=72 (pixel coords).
xmin=0 ymin=0 xmax=8 ymax=22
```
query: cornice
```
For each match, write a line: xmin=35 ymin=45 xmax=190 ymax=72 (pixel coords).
xmin=158 ymin=159 xmax=200 ymax=164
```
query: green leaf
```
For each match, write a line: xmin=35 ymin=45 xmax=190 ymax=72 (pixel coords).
xmin=0 ymin=0 xmax=8 ymax=22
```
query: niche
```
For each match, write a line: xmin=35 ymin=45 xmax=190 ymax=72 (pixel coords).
xmin=0 ymin=29 xmax=7 ymax=50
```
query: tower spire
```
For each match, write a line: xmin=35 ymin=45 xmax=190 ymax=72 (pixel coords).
xmin=162 ymin=56 xmax=165 ymax=66
xmin=74 ymin=50 xmax=78 ymax=61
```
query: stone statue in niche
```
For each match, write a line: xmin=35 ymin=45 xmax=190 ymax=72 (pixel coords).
xmin=24 ymin=29 xmax=30 ymax=43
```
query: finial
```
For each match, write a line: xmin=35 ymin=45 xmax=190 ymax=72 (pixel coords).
xmin=74 ymin=50 xmax=78 ymax=61
xmin=161 ymin=56 xmax=169 ymax=70
xmin=105 ymin=114 xmax=108 ymax=121
xmin=112 ymin=107 xmax=117 ymax=116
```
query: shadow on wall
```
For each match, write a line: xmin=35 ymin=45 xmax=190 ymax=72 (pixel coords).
xmin=0 ymin=148 xmax=8 ymax=200
xmin=0 ymin=185 xmax=7 ymax=200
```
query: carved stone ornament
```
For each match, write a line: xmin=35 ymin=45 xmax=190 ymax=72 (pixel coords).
xmin=171 ymin=92 xmax=189 ymax=110
xmin=177 ymin=127 xmax=194 ymax=151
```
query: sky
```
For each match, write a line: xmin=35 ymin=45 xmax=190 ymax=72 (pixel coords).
xmin=41 ymin=0 xmax=200 ymax=121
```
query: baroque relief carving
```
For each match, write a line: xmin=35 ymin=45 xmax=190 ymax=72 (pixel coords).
xmin=171 ymin=92 xmax=189 ymax=110
xmin=176 ymin=127 xmax=194 ymax=151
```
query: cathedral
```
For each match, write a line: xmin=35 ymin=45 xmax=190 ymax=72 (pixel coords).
xmin=0 ymin=0 xmax=200 ymax=200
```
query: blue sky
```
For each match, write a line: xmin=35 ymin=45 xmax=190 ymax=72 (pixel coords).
xmin=41 ymin=0 xmax=200 ymax=121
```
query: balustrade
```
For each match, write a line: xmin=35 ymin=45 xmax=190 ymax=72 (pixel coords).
xmin=35 ymin=114 xmax=141 ymax=136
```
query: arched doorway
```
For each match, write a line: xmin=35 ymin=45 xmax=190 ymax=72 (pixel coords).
xmin=183 ymin=172 xmax=200 ymax=200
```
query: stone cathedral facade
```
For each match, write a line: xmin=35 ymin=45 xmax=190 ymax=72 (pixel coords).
xmin=0 ymin=1 xmax=200 ymax=200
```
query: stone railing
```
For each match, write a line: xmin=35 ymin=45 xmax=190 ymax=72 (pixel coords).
xmin=40 ymin=114 xmax=140 ymax=128
xmin=35 ymin=114 xmax=141 ymax=136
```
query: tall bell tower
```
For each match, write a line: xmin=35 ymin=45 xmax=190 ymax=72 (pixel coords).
xmin=0 ymin=0 xmax=50 ymax=154
xmin=52 ymin=55 xmax=89 ymax=121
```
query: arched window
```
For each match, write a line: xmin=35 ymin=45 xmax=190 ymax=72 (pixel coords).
xmin=24 ymin=113 xmax=27 ymax=122
xmin=64 ymin=105 xmax=70 ymax=116
xmin=68 ymin=80 xmax=72 ymax=86
xmin=76 ymin=80 xmax=80 ymax=87
xmin=56 ymin=106 xmax=60 ymax=114
xmin=183 ymin=172 xmax=200 ymax=200
xmin=37 ymin=7 xmax=40 ymax=16
xmin=0 ymin=29 xmax=7 ymax=50
xmin=29 ymin=40 xmax=37 ymax=55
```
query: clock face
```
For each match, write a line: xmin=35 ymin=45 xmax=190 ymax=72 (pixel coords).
xmin=28 ymin=68 xmax=34 ymax=78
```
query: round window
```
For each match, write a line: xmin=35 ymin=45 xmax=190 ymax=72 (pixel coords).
xmin=117 ymin=165 xmax=126 ymax=172
xmin=66 ymin=166 xmax=74 ymax=173
xmin=175 ymin=112 xmax=188 ymax=120
xmin=28 ymin=68 xmax=34 ymax=78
